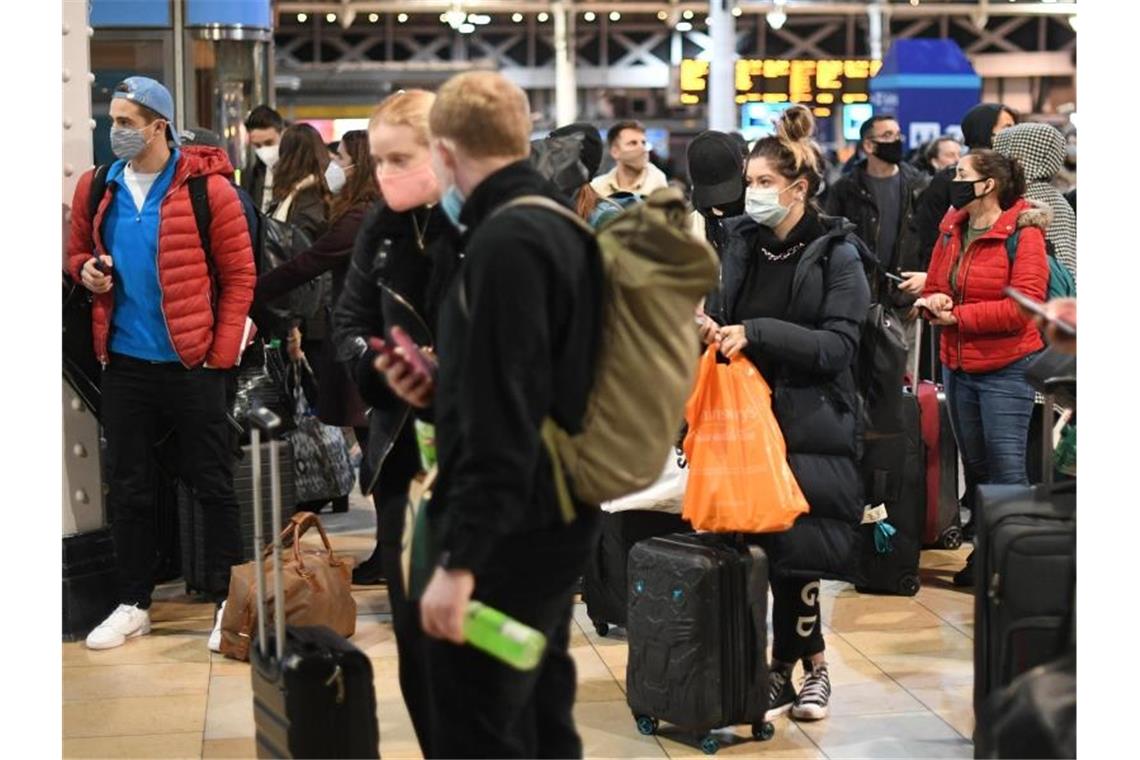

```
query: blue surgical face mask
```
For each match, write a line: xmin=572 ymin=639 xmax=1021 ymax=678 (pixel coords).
xmin=440 ymin=185 xmax=466 ymax=233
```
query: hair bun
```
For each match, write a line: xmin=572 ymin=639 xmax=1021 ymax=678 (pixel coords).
xmin=777 ymin=105 xmax=816 ymax=145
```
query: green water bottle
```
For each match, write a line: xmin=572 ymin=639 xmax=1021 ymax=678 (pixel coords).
xmin=464 ymin=602 xmax=547 ymax=671
xmin=415 ymin=420 xmax=437 ymax=471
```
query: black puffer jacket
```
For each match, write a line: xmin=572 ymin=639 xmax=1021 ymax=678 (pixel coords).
xmin=331 ymin=200 xmax=460 ymax=494
xmin=825 ymin=160 xmax=930 ymax=305
xmin=716 ymin=214 xmax=871 ymax=582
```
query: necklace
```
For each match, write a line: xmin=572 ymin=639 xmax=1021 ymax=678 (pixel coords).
xmin=759 ymin=241 xmax=806 ymax=262
xmin=410 ymin=211 xmax=428 ymax=252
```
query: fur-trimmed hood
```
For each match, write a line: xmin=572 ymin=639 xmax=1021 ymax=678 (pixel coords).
xmin=938 ymin=197 xmax=1052 ymax=238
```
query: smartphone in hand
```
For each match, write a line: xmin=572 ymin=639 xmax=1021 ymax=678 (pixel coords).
xmin=368 ymin=336 xmax=402 ymax=364
xmin=389 ymin=326 xmax=435 ymax=379
xmin=1003 ymin=287 xmax=1076 ymax=337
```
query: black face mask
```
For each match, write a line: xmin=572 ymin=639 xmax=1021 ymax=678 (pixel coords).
xmin=872 ymin=139 xmax=904 ymax=165
xmin=949 ymin=177 xmax=992 ymax=209
xmin=704 ymin=196 xmax=745 ymax=219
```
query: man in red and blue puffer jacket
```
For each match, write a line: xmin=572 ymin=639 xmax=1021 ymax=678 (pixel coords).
xmin=66 ymin=76 xmax=255 ymax=651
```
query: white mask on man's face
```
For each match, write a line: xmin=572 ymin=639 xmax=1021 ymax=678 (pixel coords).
xmin=255 ymin=144 xmax=280 ymax=170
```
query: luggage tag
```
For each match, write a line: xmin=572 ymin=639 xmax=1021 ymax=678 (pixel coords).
xmin=862 ymin=504 xmax=888 ymax=525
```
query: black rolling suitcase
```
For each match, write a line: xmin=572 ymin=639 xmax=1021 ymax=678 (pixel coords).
xmin=626 ymin=533 xmax=774 ymax=755
xmin=63 ymin=528 xmax=118 ymax=641
xmin=975 ymin=651 xmax=1076 ymax=760
xmin=856 ymin=391 xmax=925 ymax=596
xmin=583 ymin=510 xmax=691 ymax=636
xmin=973 ymin=481 xmax=1075 ymax=716
xmin=180 ymin=441 xmax=298 ymax=595
xmin=246 ymin=408 xmax=380 ymax=759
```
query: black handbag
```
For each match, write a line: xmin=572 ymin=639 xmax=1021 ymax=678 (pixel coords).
xmin=261 ymin=213 xmax=328 ymax=329
xmin=63 ymin=275 xmax=101 ymax=417
xmin=230 ymin=339 xmax=296 ymax=442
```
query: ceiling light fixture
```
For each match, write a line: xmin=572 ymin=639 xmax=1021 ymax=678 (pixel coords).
xmin=296 ymin=13 xmax=307 ymax=23
xmin=397 ymin=13 xmax=408 ymax=23
xmin=584 ymin=12 xmax=596 ymax=22
xmin=537 ymin=11 xmax=549 ymax=23
xmin=512 ymin=13 xmax=523 ymax=23
xmin=732 ymin=7 xmax=743 ymax=17
xmin=657 ymin=10 xmax=669 ymax=22
xmin=368 ymin=13 xmax=379 ymax=22
xmin=610 ymin=11 xmax=621 ymax=22
xmin=326 ymin=13 xmax=336 ymax=23
xmin=683 ymin=10 xmax=694 ymax=20
xmin=676 ymin=21 xmax=693 ymax=32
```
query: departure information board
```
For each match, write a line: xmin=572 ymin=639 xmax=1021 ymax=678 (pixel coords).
xmin=678 ymin=58 xmax=884 ymax=117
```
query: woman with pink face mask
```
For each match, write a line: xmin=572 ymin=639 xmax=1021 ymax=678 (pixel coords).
xmin=330 ymin=88 xmax=462 ymax=757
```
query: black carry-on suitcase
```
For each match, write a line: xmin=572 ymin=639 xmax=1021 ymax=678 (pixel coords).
xmin=626 ymin=533 xmax=774 ymax=755
xmin=973 ymin=351 xmax=1076 ymax=716
xmin=856 ymin=390 xmax=925 ymax=596
xmin=246 ymin=408 xmax=380 ymax=759
xmin=583 ymin=509 xmax=691 ymax=636
xmin=180 ymin=441 xmax=298 ymax=596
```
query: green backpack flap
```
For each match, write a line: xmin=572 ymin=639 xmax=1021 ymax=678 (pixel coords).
xmin=489 ymin=189 xmax=720 ymax=521
xmin=1005 ymin=230 xmax=1076 ymax=301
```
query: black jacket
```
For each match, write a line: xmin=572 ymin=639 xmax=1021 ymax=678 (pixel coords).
xmin=825 ymin=160 xmax=930 ymax=305
xmin=331 ymin=201 xmax=460 ymax=494
xmin=912 ymin=165 xmax=955 ymax=268
xmin=717 ymin=214 xmax=871 ymax=582
xmin=429 ymin=161 xmax=603 ymax=577
xmin=240 ymin=157 xmax=269 ymax=212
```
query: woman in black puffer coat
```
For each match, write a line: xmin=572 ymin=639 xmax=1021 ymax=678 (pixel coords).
xmin=702 ymin=106 xmax=870 ymax=726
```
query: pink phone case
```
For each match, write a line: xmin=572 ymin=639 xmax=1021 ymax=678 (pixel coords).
xmin=390 ymin=327 xmax=433 ymax=378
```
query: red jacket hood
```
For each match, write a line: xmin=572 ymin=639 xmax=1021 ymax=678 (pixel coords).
xmin=175 ymin=145 xmax=236 ymax=184
xmin=937 ymin=197 xmax=1053 ymax=240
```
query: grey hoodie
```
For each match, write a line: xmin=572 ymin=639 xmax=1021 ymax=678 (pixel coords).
xmin=993 ymin=123 xmax=1077 ymax=283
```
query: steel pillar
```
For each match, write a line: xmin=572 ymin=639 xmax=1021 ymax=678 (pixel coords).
xmin=708 ymin=0 xmax=737 ymax=132
xmin=553 ymin=0 xmax=578 ymax=125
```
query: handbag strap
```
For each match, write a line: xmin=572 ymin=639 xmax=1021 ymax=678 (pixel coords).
xmin=262 ymin=511 xmax=344 ymax=573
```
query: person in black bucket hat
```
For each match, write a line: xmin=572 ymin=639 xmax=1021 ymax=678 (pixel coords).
xmin=687 ymin=130 xmax=747 ymax=254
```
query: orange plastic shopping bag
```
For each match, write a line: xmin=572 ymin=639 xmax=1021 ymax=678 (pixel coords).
xmin=682 ymin=346 xmax=809 ymax=533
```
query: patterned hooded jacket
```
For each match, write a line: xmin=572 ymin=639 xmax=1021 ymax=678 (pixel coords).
xmin=993 ymin=123 xmax=1077 ymax=283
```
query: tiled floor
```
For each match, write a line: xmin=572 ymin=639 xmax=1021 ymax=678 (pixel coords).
xmin=62 ymin=496 xmax=977 ymax=759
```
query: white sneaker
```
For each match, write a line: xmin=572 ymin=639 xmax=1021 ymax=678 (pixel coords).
xmin=85 ymin=604 xmax=151 ymax=650
xmin=207 ymin=601 xmax=226 ymax=653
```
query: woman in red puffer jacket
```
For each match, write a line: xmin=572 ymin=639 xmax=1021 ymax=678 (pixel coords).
xmin=916 ymin=148 xmax=1049 ymax=586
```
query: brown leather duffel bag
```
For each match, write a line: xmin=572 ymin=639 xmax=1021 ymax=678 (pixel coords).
xmin=220 ymin=511 xmax=356 ymax=661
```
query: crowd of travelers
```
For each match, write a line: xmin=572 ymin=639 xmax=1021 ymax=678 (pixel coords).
xmin=66 ymin=70 xmax=1076 ymax=757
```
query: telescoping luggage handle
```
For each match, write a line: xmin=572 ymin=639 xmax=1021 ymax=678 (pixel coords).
xmin=249 ymin=407 xmax=286 ymax=663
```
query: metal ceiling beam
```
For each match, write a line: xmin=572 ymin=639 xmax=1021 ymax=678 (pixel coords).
xmin=276 ymin=2 xmax=1079 ymax=18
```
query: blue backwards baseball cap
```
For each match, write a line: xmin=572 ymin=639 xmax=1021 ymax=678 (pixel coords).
xmin=112 ymin=76 xmax=181 ymax=146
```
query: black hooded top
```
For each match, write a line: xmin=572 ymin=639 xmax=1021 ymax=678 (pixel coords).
xmin=913 ymin=103 xmax=1013 ymax=259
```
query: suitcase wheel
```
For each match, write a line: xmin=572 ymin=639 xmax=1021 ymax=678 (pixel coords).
xmin=700 ymin=735 xmax=720 ymax=755
xmin=751 ymin=721 xmax=775 ymax=742
xmin=898 ymin=573 xmax=921 ymax=597
xmin=634 ymin=715 xmax=659 ymax=736
xmin=939 ymin=526 xmax=963 ymax=551
xmin=593 ymin=620 xmax=611 ymax=638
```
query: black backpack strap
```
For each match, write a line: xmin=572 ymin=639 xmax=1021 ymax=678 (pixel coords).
xmin=188 ymin=175 xmax=220 ymax=312
xmin=87 ymin=164 xmax=111 ymax=224
xmin=188 ymin=175 xmax=213 ymax=263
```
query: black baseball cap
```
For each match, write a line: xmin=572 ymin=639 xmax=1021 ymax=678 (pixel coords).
xmin=687 ymin=131 xmax=745 ymax=210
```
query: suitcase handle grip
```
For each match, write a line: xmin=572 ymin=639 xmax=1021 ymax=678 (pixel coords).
xmin=248 ymin=407 xmax=282 ymax=437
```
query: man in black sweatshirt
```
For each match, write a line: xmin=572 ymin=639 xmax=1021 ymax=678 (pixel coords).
xmin=389 ymin=71 xmax=603 ymax=758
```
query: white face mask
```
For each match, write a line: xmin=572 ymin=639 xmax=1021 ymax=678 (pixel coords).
xmin=744 ymin=184 xmax=798 ymax=228
xmin=325 ymin=161 xmax=348 ymax=194
xmin=255 ymin=144 xmax=279 ymax=170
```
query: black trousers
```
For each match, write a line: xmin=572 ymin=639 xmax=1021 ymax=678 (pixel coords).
xmin=427 ymin=510 xmax=601 ymax=759
xmin=771 ymin=577 xmax=825 ymax=665
xmin=374 ymin=425 xmax=437 ymax=755
xmin=102 ymin=355 xmax=242 ymax=607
